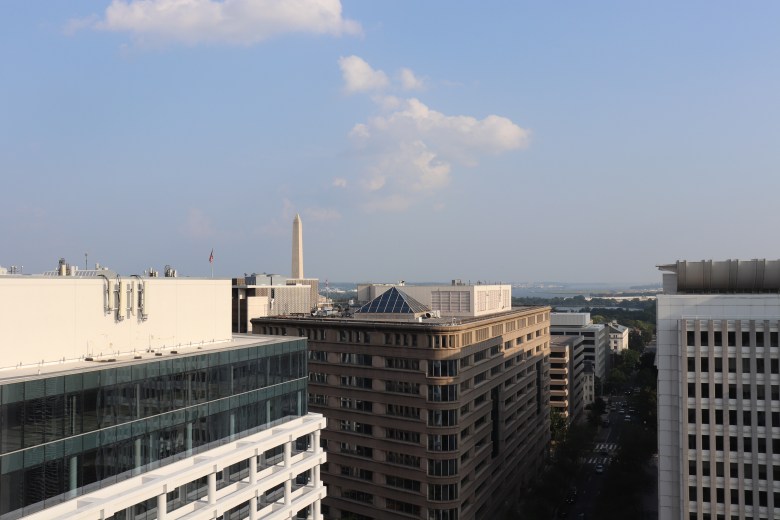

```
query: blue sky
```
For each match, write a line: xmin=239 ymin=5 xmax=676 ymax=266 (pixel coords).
xmin=1 ymin=1 xmax=779 ymax=284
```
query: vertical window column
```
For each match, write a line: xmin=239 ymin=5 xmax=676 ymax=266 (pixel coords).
xmin=284 ymin=439 xmax=293 ymax=506
xmin=208 ymin=472 xmax=217 ymax=504
xmin=157 ymin=492 xmax=167 ymax=520
xmin=249 ymin=455 xmax=259 ymax=520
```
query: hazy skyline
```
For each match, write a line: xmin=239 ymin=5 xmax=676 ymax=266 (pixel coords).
xmin=2 ymin=2 xmax=779 ymax=284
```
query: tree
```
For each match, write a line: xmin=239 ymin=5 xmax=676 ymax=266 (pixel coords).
xmin=619 ymin=349 xmax=640 ymax=371
xmin=550 ymin=408 xmax=568 ymax=445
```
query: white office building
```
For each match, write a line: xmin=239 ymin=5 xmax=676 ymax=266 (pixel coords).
xmin=0 ymin=261 xmax=326 ymax=520
xmin=657 ymin=259 xmax=780 ymax=520
xmin=550 ymin=313 xmax=609 ymax=380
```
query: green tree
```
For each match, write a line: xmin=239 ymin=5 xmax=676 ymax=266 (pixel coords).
xmin=550 ymin=408 xmax=568 ymax=445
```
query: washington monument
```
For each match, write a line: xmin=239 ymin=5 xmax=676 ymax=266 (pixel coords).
xmin=292 ymin=213 xmax=303 ymax=278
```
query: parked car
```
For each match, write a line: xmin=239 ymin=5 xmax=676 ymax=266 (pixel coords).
xmin=595 ymin=464 xmax=604 ymax=474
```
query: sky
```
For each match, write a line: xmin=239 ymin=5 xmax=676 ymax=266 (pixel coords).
xmin=1 ymin=1 xmax=779 ymax=284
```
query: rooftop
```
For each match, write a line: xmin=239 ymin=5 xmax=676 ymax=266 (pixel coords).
xmin=659 ymin=259 xmax=780 ymax=293
xmin=253 ymin=305 xmax=546 ymax=328
xmin=0 ymin=334 xmax=295 ymax=384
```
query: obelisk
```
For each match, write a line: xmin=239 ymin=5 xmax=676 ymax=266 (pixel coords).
xmin=292 ymin=213 xmax=304 ymax=278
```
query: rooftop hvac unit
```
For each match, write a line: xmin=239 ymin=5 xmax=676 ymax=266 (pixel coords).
xmin=117 ymin=279 xmax=125 ymax=320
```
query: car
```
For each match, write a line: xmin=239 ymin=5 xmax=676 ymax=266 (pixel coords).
xmin=565 ymin=487 xmax=578 ymax=503
xmin=595 ymin=464 xmax=604 ymax=474
xmin=624 ymin=415 xmax=632 ymax=422
xmin=618 ymin=409 xmax=625 ymax=415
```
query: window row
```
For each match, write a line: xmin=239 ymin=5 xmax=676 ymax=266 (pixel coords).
xmin=686 ymin=330 xmax=780 ymax=348
xmin=689 ymin=485 xmax=779 ymax=508
xmin=688 ymin=433 xmax=780 ymax=453
xmin=687 ymin=382 xmax=780 ymax=401
xmin=0 ymin=349 xmax=306 ymax=454
xmin=687 ymin=356 xmax=780 ymax=374
xmin=688 ymin=408 xmax=780 ymax=427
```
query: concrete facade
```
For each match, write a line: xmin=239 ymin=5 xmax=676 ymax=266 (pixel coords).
xmin=656 ymin=259 xmax=780 ymax=520
xmin=252 ymin=306 xmax=552 ymax=520
xmin=550 ymin=335 xmax=586 ymax=423
xmin=0 ymin=272 xmax=230 ymax=369
xmin=550 ymin=312 xmax=609 ymax=381
xmin=0 ymin=267 xmax=326 ymax=520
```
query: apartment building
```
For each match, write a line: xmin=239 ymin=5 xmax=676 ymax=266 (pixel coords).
xmin=253 ymin=286 xmax=551 ymax=520
xmin=0 ymin=263 xmax=326 ymax=520
xmin=657 ymin=259 xmax=780 ymax=520
xmin=550 ymin=335 xmax=586 ymax=423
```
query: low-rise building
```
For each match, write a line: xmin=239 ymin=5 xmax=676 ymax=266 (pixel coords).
xmin=607 ymin=321 xmax=630 ymax=352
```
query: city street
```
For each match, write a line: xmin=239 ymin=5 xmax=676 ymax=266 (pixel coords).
xmin=558 ymin=396 xmax=629 ymax=519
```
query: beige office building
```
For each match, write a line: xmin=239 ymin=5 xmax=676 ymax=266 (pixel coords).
xmin=253 ymin=287 xmax=551 ymax=520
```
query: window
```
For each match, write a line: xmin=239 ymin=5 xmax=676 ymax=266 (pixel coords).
xmin=386 ymin=404 xmax=420 ymax=419
xmin=340 ymin=443 xmax=373 ymax=458
xmin=385 ymin=357 xmax=420 ymax=371
xmin=341 ymin=376 xmax=372 ymax=389
xmin=429 ymin=459 xmax=458 ymax=476
xmin=386 ymin=428 xmax=420 ymax=444
xmin=429 ymin=359 xmax=458 ymax=377
xmin=340 ymin=353 xmax=372 ymax=366
xmin=429 ymin=409 xmax=458 ymax=427
xmin=386 ymin=451 xmax=420 ymax=467
xmin=429 ymin=385 xmax=458 ymax=402
xmin=386 ymin=499 xmax=420 ymax=516
xmin=340 ymin=398 xmax=372 ymax=412
xmin=309 ymin=372 xmax=328 ymax=383
xmin=309 ymin=393 xmax=327 ymax=405
xmin=309 ymin=350 xmax=327 ymax=361
xmin=428 ymin=434 xmax=457 ymax=451
xmin=341 ymin=490 xmax=373 ymax=504
xmin=429 ymin=483 xmax=458 ymax=501
xmin=340 ymin=420 xmax=373 ymax=435
xmin=386 ymin=475 xmax=421 ymax=492
xmin=385 ymin=380 xmax=420 ymax=395
xmin=341 ymin=466 xmax=373 ymax=481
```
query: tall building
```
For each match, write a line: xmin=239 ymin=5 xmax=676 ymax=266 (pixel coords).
xmin=0 ymin=263 xmax=326 ymax=520
xmin=253 ymin=285 xmax=551 ymax=520
xmin=292 ymin=214 xmax=304 ymax=279
xmin=657 ymin=259 xmax=780 ymax=520
xmin=550 ymin=335 xmax=586 ymax=423
xmin=550 ymin=312 xmax=609 ymax=380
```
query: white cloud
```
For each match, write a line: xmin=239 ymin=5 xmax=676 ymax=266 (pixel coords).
xmin=73 ymin=0 xmax=361 ymax=46
xmin=347 ymin=95 xmax=529 ymax=211
xmin=399 ymin=68 xmax=424 ymax=91
xmin=339 ymin=55 xmax=389 ymax=94
xmin=332 ymin=177 xmax=347 ymax=188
